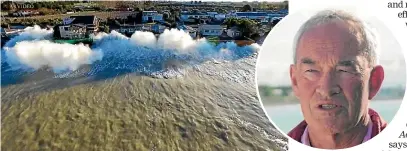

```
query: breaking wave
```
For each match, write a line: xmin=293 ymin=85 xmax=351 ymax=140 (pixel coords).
xmin=3 ymin=25 xmax=54 ymax=48
xmin=4 ymin=40 xmax=103 ymax=72
xmin=1 ymin=25 xmax=259 ymax=85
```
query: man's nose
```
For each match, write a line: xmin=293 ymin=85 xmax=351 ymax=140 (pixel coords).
xmin=315 ymin=72 xmax=341 ymax=98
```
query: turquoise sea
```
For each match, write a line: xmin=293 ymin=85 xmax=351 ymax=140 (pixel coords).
xmin=264 ymin=100 xmax=403 ymax=133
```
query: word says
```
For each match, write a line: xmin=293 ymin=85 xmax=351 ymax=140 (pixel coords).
xmin=389 ymin=142 xmax=407 ymax=149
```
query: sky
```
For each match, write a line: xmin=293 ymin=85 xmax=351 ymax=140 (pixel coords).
xmin=256 ymin=2 xmax=406 ymax=88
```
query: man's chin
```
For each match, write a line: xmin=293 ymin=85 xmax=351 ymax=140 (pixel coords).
xmin=317 ymin=120 xmax=349 ymax=134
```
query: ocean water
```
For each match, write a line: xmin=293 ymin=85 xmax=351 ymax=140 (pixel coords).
xmin=1 ymin=56 xmax=290 ymax=151
xmin=265 ymin=100 xmax=403 ymax=133
xmin=1 ymin=27 xmax=288 ymax=150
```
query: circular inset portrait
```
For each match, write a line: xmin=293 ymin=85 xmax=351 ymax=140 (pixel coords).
xmin=256 ymin=8 xmax=405 ymax=149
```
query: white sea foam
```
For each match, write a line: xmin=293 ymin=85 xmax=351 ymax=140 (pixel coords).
xmin=2 ymin=26 xmax=260 ymax=76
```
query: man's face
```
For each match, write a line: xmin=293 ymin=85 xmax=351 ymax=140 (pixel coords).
xmin=290 ymin=21 xmax=374 ymax=133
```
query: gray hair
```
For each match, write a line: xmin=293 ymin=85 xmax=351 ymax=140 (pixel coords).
xmin=293 ymin=9 xmax=380 ymax=66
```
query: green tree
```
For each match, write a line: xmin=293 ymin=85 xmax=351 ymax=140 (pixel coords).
xmin=133 ymin=6 xmax=142 ymax=12
xmin=45 ymin=3 xmax=52 ymax=9
xmin=33 ymin=3 xmax=41 ymax=9
xmin=241 ymin=4 xmax=252 ymax=12
xmin=259 ymin=2 xmax=268 ymax=10
xmin=273 ymin=1 xmax=288 ymax=11
xmin=1 ymin=1 xmax=14 ymax=11
xmin=1 ymin=23 xmax=9 ymax=28
xmin=223 ymin=18 xmax=239 ymax=28
xmin=103 ymin=25 xmax=109 ymax=33
xmin=61 ymin=4 xmax=67 ymax=10
xmin=163 ymin=12 xmax=170 ymax=21
xmin=219 ymin=8 xmax=227 ymax=14
xmin=134 ymin=11 xmax=143 ymax=24
xmin=55 ymin=5 xmax=62 ymax=10
xmin=283 ymin=0 xmax=288 ymax=10
xmin=223 ymin=18 xmax=259 ymax=38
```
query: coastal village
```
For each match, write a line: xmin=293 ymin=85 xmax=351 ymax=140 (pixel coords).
xmin=1 ymin=1 xmax=288 ymax=47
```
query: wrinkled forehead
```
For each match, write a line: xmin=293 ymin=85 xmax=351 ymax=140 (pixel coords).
xmin=296 ymin=21 xmax=365 ymax=63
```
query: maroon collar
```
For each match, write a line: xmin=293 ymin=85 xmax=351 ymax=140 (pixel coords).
xmin=288 ymin=108 xmax=387 ymax=142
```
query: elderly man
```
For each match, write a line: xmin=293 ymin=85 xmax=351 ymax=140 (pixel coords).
xmin=287 ymin=10 xmax=387 ymax=149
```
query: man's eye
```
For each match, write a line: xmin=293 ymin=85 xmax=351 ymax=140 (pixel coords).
xmin=338 ymin=69 xmax=349 ymax=73
xmin=305 ymin=69 xmax=318 ymax=72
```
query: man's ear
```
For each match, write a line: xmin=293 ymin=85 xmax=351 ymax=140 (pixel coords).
xmin=290 ymin=64 xmax=299 ymax=97
xmin=368 ymin=65 xmax=384 ymax=100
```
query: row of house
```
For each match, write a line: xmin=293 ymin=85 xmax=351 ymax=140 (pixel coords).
xmin=142 ymin=11 xmax=164 ymax=23
xmin=180 ymin=10 xmax=287 ymax=23
xmin=110 ymin=23 xmax=199 ymax=38
xmin=134 ymin=9 xmax=288 ymax=24
xmin=53 ymin=7 xmax=288 ymax=39
xmin=55 ymin=13 xmax=165 ymax=39
xmin=111 ymin=23 xmax=241 ymax=39
xmin=110 ymin=23 xmax=168 ymax=35
xmin=54 ymin=15 xmax=244 ymax=40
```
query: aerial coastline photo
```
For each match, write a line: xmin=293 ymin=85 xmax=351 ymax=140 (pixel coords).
xmin=1 ymin=0 xmax=289 ymax=150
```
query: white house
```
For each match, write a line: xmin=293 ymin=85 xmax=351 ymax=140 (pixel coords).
xmin=112 ymin=24 xmax=152 ymax=34
xmin=178 ymin=25 xmax=197 ymax=38
xmin=233 ymin=12 xmax=270 ymax=23
xmin=152 ymin=24 xmax=168 ymax=33
xmin=116 ymin=25 xmax=138 ymax=34
xmin=214 ymin=14 xmax=226 ymax=21
xmin=111 ymin=23 xmax=168 ymax=34
xmin=180 ymin=12 xmax=210 ymax=21
xmin=69 ymin=15 xmax=100 ymax=33
xmin=198 ymin=24 xmax=224 ymax=36
xmin=226 ymin=26 xmax=241 ymax=38
xmin=142 ymin=11 xmax=163 ymax=23
xmin=207 ymin=12 xmax=218 ymax=18
xmin=59 ymin=24 xmax=87 ymax=39
xmin=267 ymin=12 xmax=287 ymax=22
